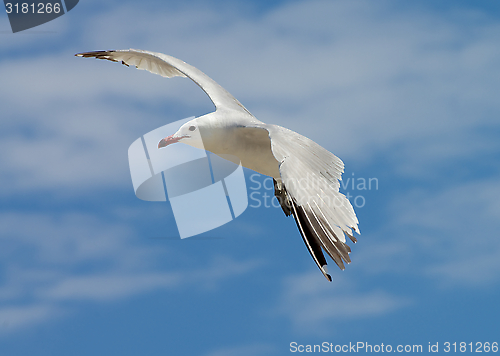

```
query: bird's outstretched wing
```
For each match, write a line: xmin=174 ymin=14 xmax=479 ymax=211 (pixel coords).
xmin=75 ymin=49 xmax=252 ymax=115
xmin=266 ymin=125 xmax=360 ymax=281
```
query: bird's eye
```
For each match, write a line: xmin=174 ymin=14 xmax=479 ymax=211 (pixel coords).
xmin=189 ymin=126 xmax=196 ymax=131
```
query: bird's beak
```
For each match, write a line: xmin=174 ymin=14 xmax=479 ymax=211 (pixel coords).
xmin=158 ymin=134 xmax=184 ymax=149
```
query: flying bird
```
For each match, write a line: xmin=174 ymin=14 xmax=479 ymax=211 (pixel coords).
xmin=76 ymin=49 xmax=360 ymax=281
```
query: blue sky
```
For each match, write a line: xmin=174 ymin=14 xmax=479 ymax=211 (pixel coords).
xmin=1 ymin=0 xmax=500 ymax=354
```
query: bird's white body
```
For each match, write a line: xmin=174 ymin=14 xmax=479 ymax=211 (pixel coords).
xmin=77 ymin=49 xmax=360 ymax=281
xmin=180 ymin=113 xmax=281 ymax=178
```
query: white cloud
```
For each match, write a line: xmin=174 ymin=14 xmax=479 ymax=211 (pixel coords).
xmin=392 ymin=179 xmax=500 ymax=286
xmin=188 ymin=255 xmax=264 ymax=290
xmin=39 ymin=273 xmax=181 ymax=301
xmin=0 ymin=53 xmax=210 ymax=195
xmin=0 ymin=304 xmax=61 ymax=334
xmin=2 ymin=0 xmax=500 ymax=195
xmin=276 ymin=272 xmax=410 ymax=334
xmin=0 ymin=211 xmax=261 ymax=333
xmin=2 ymin=0 xmax=500 ymax=338
xmin=352 ymin=178 xmax=500 ymax=287
xmin=0 ymin=212 xmax=135 ymax=265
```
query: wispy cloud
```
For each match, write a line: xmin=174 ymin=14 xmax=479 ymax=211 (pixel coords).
xmin=2 ymin=0 xmax=500 ymax=343
xmin=37 ymin=273 xmax=181 ymax=301
xmin=2 ymin=0 xmax=499 ymax=195
xmin=352 ymin=178 xmax=500 ymax=287
xmin=276 ymin=272 xmax=411 ymax=334
xmin=0 ymin=304 xmax=60 ymax=334
xmin=0 ymin=211 xmax=261 ymax=334
xmin=393 ymin=179 xmax=500 ymax=286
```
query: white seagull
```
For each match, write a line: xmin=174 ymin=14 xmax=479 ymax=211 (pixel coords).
xmin=76 ymin=49 xmax=360 ymax=281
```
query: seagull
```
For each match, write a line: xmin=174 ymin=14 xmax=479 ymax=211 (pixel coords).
xmin=76 ymin=49 xmax=360 ymax=281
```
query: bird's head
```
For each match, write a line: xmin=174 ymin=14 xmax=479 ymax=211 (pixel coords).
xmin=158 ymin=118 xmax=206 ymax=150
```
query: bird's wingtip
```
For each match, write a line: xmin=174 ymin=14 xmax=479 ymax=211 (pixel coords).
xmin=321 ymin=265 xmax=332 ymax=282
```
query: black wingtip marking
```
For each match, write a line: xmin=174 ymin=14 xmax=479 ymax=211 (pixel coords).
xmin=75 ymin=50 xmax=121 ymax=63
xmin=277 ymin=182 xmax=333 ymax=280
xmin=347 ymin=231 xmax=358 ymax=243
xmin=303 ymin=205 xmax=350 ymax=270
xmin=280 ymin=182 xmax=356 ymax=280
xmin=290 ymin=199 xmax=331 ymax=281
